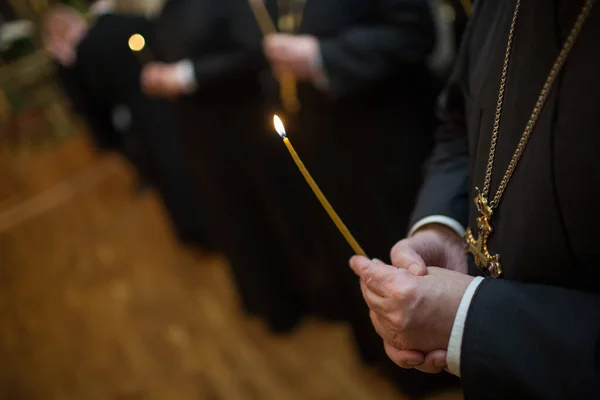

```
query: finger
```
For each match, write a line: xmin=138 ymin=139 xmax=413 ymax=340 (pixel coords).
xmin=360 ymin=282 xmax=388 ymax=312
xmin=266 ymin=33 xmax=292 ymax=42
xmin=370 ymin=310 xmax=407 ymax=350
xmin=140 ymin=73 xmax=151 ymax=88
xmin=145 ymin=84 xmax=162 ymax=97
xmin=141 ymin=76 xmax=155 ymax=91
xmin=369 ymin=310 xmax=389 ymax=342
xmin=350 ymin=256 xmax=402 ymax=297
xmin=415 ymin=350 xmax=448 ymax=374
xmin=141 ymin=69 xmax=158 ymax=86
xmin=383 ymin=341 xmax=425 ymax=368
xmin=264 ymin=35 xmax=286 ymax=55
xmin=390 ymin=240 xmax=428 ymax=276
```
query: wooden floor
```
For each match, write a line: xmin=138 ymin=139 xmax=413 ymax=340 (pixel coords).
xmin=0 ymin=135 xmax=463 ymax=400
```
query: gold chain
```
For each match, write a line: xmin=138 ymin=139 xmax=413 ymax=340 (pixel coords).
xmin=482 ymin=0 xmax=596 ymax=209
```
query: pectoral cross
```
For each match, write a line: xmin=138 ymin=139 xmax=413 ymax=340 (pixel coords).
xmin=464 ymin=189 xmax=503 ymax=278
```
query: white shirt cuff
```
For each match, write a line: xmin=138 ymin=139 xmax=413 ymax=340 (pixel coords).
xmin=446 ymin=276 xmax=484 ymax=377
xmin=174 ymin=59 xmax=197 ymax=94
xmin=408 ymin=215 xmax=466 ymax=238
xmin=89 ymin=0 xmax=115 ymax=17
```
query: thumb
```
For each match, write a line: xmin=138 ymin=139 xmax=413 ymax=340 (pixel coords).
xmin=390 ymin=240 xmax=428 ymax=276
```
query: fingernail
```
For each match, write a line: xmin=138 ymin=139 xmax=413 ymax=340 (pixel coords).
xmin=405 ymin=359 xmax=422 ymax=367
xmin=373 ymin=258 xmax=385 ymax=264
xmin=408 ymin=263 xmax=424 ymax=275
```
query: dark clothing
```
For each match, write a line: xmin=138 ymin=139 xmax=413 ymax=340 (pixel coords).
xmin=157 ymin=0 xmax=457 ymax=395
xmin=155 ymin=0 xmax=304 ymax=331
xmin=57 ymin=64 xmax=123 ymax=153
xmin=448 ymin=0 xmax=471 ymax=46
xmin=292 ymin=0 xmax=438 ymax=260
xmin=278 ymin=0 xmax=457 ymax=396
xmin=61 ymin=13 xmax=207 ymax=245
xmin=411 ymin=1 xmax=600 ymax=398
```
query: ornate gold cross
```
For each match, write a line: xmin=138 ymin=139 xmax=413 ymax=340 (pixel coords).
xmin=464 ymin=190 xmax=503 ymax=278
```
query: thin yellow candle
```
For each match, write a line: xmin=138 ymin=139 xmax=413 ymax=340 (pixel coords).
xmin=274 ymin=115 xmax=367 ymax=257
xmin=280 ymin=73 xmax=300 ymax=114
xmin=249 ymin=0 xmax=277 ymax=34
xmin=128 ymin=33 xmax=154 ymax=65
xmin=249 ymin=0 xmax=300 ymax=113
xmin=460 ymin=0 xmax=473 ymax=16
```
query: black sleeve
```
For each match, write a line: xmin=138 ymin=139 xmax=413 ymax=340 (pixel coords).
xmin=408 ymin=0 xmax=484 ymax=228
xmin=191 ymin=50 xmax=264 ymax=88
xmin=408 ymin=79 xmax=470 ymax=227
xmin=462 ymin=279 xmax=600 ymax=399
xmin=189 ymin=1 xmax=265 ymax=89
xmin=318 ymin=0 xmax=435 ymax=98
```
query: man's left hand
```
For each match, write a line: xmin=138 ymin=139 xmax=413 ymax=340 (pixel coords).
xmin=349 ymin=256 xmax=473 ymax=373
xmin=264 ymin=34 xmax=321 ymax=81
xmin=141 ymin=62 xmax=187 ymax=99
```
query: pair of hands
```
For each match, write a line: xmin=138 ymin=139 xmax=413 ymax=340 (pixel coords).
xmin=141 ymin=34 xmax=320 ymax=99
xmin=349 ymin=225 xmax=473 ymax=374
xmin=141 ymin=63 xmax=187 ymax=99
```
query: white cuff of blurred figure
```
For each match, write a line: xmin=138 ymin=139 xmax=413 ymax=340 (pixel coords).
xmin=174 ymin=59 xmax=198 ymax=94
xmin=446 ymin=276 xmax=484 ymax=377
xmin=89 ymin=0 xmax=115 ymax=17
xmin=408 ymin=215 xmax=466 ymax=238
xmin=312 ymin=49 xmax=330 ymax=91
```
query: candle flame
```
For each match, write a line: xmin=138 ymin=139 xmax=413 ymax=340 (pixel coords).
xmin=128 ymin=34 xmax=146 ymax=52
xmin=274 ymin=115 xmax=287 ymax=138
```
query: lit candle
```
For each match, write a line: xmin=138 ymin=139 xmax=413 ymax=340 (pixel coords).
xmin=274 ymin=115 xmax=367 ymax=257
xmin=248 ymin=0 xmax=300 ymax=113
xmin=128 ymin=33 xmax=154 ymax=65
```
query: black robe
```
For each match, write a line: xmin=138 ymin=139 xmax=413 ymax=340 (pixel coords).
xmin=271 ymin=0 xmax=460 ymax=396
xmin=154 ymin=0 xmax=305 ymax=332
xmin=63 ymin=13 xmax=207 ymax=246
xmin=57 ymin=64 xmax=124 ymax=153
xmin=411 ymin=1 xmax=600 ymax=398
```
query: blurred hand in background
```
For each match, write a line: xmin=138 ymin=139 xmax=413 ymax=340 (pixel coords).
xmin=263 ymin=34 xmax=321 ymax=81
xmin=141 ymin=62 xmax=188 ymax=99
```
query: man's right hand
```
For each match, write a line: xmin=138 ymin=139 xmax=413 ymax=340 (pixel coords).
xmin=379 ymin=224 xmax=468 ymax=373
xmin=391 ymin=224 xmax=468 ymax=277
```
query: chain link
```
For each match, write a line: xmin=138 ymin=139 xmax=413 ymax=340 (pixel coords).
xmin=482 ymin=0 xmax=596 ymax=209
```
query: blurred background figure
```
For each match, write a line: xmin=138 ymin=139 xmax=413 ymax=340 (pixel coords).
xmin=262 ymin=0 xmax=459 ymax=396
xmin=428 ymin=0 xmax=471 ymax=81
xmin=43 ymin=1 xmax=209 ymax=248
xmin=142 ymin=0 xmax=305 ymax=333
xmin=113 ymin=0 xmax=165 ymax=17
xmin=0 ymin=0 xmax=470 ymax=399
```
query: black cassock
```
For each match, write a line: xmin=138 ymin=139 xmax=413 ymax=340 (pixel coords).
xmin=275 ymin=0 xmax=459 ymax=396
xmin=411 ymin=1 xmax=600 ymax=398
xmin=61 ymin=13 xmax=207 ymax=246
xmin=154 ymin=0 xmax=305 ymax=331
xmin=155 ymin=0 xmax=459 ymax=394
